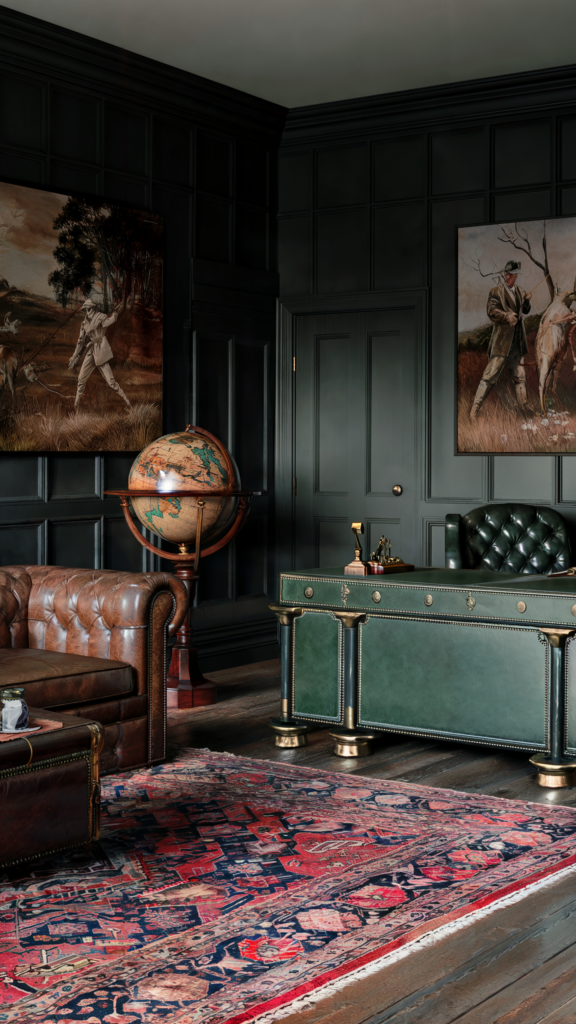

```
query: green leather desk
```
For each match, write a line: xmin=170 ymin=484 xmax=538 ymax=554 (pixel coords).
xmin=270 ymin=568 xmax=576 ymax=787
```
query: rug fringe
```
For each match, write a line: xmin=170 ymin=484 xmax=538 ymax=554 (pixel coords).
xmin=249 ymin=861 xmax=576 ymax=1024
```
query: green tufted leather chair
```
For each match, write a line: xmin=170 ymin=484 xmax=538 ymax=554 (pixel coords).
xmin=445 ymin=503 xmax=571 ymax=574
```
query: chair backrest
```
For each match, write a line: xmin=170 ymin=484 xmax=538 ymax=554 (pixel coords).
xmin=445 ymin=503 xmax=571 ymax=574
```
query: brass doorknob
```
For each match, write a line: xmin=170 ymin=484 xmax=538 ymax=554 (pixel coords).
xmin=392 ymin=485 xmax=403 ymax=496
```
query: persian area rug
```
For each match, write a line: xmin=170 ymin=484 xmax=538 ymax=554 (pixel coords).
xmin=2 ymin=752 xmax=576 ymax=1024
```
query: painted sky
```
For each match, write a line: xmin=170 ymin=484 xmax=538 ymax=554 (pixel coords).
xmin=458 ymin=218 xmax=576 ymax=332
xmin=0 ymin=182 xmax=66 ymax=299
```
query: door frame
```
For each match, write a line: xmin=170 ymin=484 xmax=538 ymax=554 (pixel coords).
xmin=275 ymin=290 xmax=428 ymax=592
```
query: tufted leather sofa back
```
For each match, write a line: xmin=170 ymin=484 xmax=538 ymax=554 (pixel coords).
xmin=446 ymin=504 xmax=571 ymax=574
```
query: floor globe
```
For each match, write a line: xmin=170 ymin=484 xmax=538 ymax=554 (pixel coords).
xmin=128 ymin=426 xmax=240 ymax=552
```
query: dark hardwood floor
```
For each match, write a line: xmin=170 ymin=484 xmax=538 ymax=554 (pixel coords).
xmin=168 ymin=659 xmax=576 ymax=1024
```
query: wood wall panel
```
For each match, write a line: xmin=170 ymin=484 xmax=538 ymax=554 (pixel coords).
xmin=0 ymin=457 xmax=42 ymax=501
xmin=431 ymin=129 xmax=486 ymax=195
xmin=316 ymin=209 xmax=369 ymax=292
xmin=317 ymin=144 xmax=368 ymax=207
xmin=0 ymin=5 xmax=285 ymax=668
xmin=278 ymin=152 xmax=312 ymax=212
xmin=492 ymin=189 xmax=551 ymax=221
xmin=493 ymin=122 xmax=551 ymax=188
xmin=49 ymin=518 xmax=100 ymax=568
xmin=373 ymin=202 xmax=426 ymax=289
xmin=0 ymin=522 xmax=42 ymax=566
xmin=278 ymin=216 xmax=311 ymax=294
xmin=373 ymin=136 xmax=425 ymax=201
xmin=279 ymin=67 xmax=576 ymax=571
xmin=315 ymin=516 xmax=349 ymax=569
xmin=315 ymin=335 xmax=350 ymax=494
xmin=430 ymin=197 xmax=485 ymax=501
xmin=492 ymin=457 xmax=554 ymax=502
xmin=50 ymin=89 xmax=99 ymax=164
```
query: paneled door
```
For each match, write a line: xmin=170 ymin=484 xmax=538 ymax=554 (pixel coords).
xmin=293 ymin=307 xmax=418 ymax=571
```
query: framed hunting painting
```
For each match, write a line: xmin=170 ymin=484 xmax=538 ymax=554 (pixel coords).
xmin=0 ymin=180 xmax=163 ymax=452
xmin=457 ymin=215 xmax=576 ymax=454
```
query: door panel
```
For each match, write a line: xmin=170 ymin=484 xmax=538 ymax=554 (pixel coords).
xmin=294 ymin=309 xmax=417 ymax=571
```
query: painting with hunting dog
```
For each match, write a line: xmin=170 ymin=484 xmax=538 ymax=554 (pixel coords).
xmin=458 ymin=215 xmax=576 ymax=454
xmin=0 ymin=180 xmax=162 ymax=452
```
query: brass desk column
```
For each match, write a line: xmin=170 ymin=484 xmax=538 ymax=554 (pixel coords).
xmin=530 ymin=628 xmax=576 ymax=787
xmin=268 ymin=604 xmax=309 ymax=748
xmin=329 ymin=611 xmax=374 ymax=758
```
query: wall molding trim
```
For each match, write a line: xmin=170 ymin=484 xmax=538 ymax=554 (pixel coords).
xmin=283 ymin=64 xmax=576 ymax=145
xmin=0 ymin=4 xmax=287 ymax=143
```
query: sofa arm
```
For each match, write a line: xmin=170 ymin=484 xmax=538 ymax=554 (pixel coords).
xmin=2 ymin=565 xmax=187 ymax=686
xmin=0 ymin=566 xmax=32 ymax=648
xmin=445 ymin=515 xmax=463 ymax=569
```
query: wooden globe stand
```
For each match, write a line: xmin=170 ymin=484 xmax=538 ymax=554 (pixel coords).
xmin=106 ymin=427 xmax=255 ymax=710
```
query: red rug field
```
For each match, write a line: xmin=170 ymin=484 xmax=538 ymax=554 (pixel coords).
xmin=2 ymin=750 xmax=576 ymax=1023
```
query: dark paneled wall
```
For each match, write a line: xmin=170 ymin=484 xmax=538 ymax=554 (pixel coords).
xmin=277 ymin=69 xmax=576 ymax=570
xmin=0 ymin=5 xmax=286 ymax=666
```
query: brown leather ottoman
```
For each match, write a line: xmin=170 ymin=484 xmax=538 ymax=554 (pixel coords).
xmin=0 ymin=707 xmax=103 ymax=869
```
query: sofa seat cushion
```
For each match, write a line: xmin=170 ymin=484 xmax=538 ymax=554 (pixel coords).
xmin=0 ymin=649 xmax=134 ymax=707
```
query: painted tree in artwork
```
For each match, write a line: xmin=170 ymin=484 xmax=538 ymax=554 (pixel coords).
xmin=49 ymin=197 xmax=162 ymax=311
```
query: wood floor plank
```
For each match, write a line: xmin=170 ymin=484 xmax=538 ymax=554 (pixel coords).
xmin=165 ymin=658 xmax=576 ymax=1024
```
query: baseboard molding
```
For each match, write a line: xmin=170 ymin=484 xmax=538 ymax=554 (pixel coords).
xmin=192 ymin=618 xmax=279 ymax=671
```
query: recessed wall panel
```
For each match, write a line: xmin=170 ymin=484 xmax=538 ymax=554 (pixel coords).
xmin=235 ymin=342 xmax=265 ymax=491
xmin=432 ymin=129 xmax=485 ymax=195
xmin=0 ymin=522 xmax=41 ymax=566
xmin=430 ymin=198 xmax=485 ymax=499
xmin=51 ymin=90 xmax=99 ymax=164
xmin=50 ymin=519 xmax=98 ymax=568
xmin=196 ymin=134 xmax=231 ymax=197
xmin=195 ymin=196 xmax=230 ymax=262
xmin=102 ymin=174 xmax=148 ymax=207
xmin=317 ymin=144 xmax=368 ymax=208
xmin=49 ymin=162 xmax=99 ymax=195
xmin=492 ymin=456 xmax=554 ymax=501
xmin=493 ymin=190 xmax=551 ymax=222
xmin=317 ymin=209 xmax=369 ymax=293
xmin=494 ymin=122 xmax=551 ymax=188
xmin=369 ymin=332 xmax=404 ymax=493
xmin=374 ymin=136 xmax=425 ymax=202
xmin=197 ymin=336 xmax=229 ymax=445
xmin=374 ymin=203 xmax=426 ymax=289
xmin=278 ymin=153 xmax=311 ymax=212
xmin=104 ymin=105 xmax=147 ymax=176
xmin=236 ymin=144 xmax=267 ymax=206
xmin=235 ymin=206 xmax=267 ymax=270
xmin=104 ymin=517 xmax=143 ymax=572
xmin=0 ymin=74 xmax=44 ymax=151
xmin=153 ymin=119 xmax=190 ymax=187
xmin=236 ymin=515 xmax=267 ymax=597
xmin=315 ymin=335 xmax=350 ymax=494
xmin=0 ymin=151 xmax=43 ymax=184
xmin=50 ymin=456 xmax=97 ymax=499
xmin=315 ymin=517 xmax=349 ymax=569
xmin=279 ymin=215 xmax=311 ymax=294
xmin=0 ymin=457 xmax=40 ymax=501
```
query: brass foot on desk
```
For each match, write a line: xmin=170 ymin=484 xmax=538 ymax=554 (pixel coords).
xmin=329 ymin=731 xmax=375 ymax=757
xmin=529 ymin=754 xmax=576 ymax=788
xmin=269 ymin=718 xmax=309 ymax=748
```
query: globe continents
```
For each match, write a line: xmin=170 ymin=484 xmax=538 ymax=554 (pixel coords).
xmin=128 ymin=428 xmax=240 ymax=548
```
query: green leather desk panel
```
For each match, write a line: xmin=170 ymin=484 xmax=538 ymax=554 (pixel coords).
xmin=280 ymin=568 xmax=576 ymax=756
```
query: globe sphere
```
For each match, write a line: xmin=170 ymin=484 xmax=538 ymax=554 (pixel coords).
xmin=128 ymin=428 xmax=240 ymax=548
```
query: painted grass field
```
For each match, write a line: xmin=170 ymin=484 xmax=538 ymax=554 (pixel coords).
xmin=0 ymin=287 xmax=162 ymax=451
xmin=458 ymin=333 xmax=576 ymax=453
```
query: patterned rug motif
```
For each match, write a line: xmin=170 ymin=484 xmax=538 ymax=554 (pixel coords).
xmin=2 ymin=750 xmax=576 ymax=1023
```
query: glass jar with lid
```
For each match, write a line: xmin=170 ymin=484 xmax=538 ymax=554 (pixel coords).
xmin=0 ymin=687 xmax=29 ymax=732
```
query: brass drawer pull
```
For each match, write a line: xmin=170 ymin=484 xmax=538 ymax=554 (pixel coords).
xmin=304 ymin=587 xmax=314 ymax=599
xmin=517 ymin=601 xmax=527 ymax=613
xmin=372 ymin=591 xmax=381 ymax=603
xmin=424 ymin=594 xmax=433 ymax=606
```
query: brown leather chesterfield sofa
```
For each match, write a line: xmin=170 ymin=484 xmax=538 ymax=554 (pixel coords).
xmin=0 ymin=565 xmax=187 ymax=774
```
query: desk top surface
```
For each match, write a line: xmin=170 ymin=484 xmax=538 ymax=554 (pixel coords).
xmin=279 ymin=568 xmax=576 ymax=627
xmin=281 ymin=567 xmax=576 ymax=595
